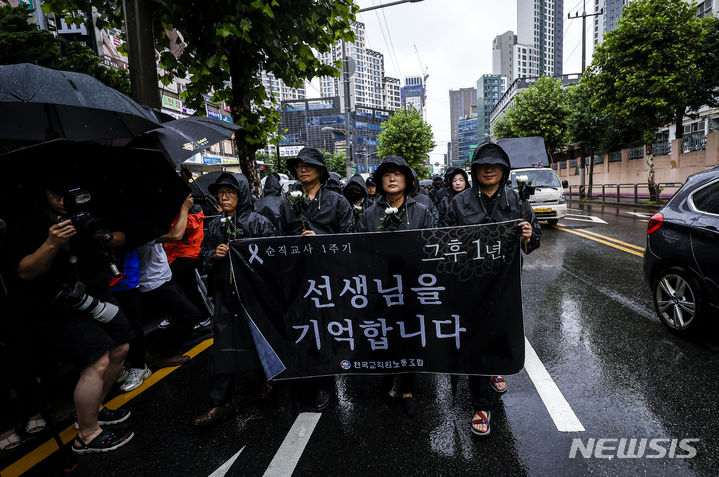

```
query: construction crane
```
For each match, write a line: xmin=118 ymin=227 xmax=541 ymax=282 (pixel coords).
xmin=413 ymin=44 xmax=429 ymax=84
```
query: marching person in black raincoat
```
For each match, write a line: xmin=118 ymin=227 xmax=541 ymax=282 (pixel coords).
xmin=325 ymin=172 xmax=343 ymax=195
xmin=279 ymin=147 xmax=353 ymax=411
xmin=437 ymin=167 xmax=470 ymax=226
xmin=365 ymin=176 xmax=379 ymax=204
xmin=428 ymin=174 xmax=444 ymax=205
xmin=193 ymin=172 xmax=276 ymax=426
xmin=342 ymin=173 xmax=371 ymax=230
xmin=355 ymin=156 xmax=435 ymax=418
xmin=254 ymin=172 xmax=284 ymax=232
xmin=445 ymin=142 xmax=540 ymax=437
xmin=409 ymin=167 xmax=439 ymax=226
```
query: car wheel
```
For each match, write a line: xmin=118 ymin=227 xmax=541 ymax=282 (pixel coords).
xmin=547 ymin=219 xmax=558 ymax=225
xmin=652 ymin=267 xmax=703 ymax=331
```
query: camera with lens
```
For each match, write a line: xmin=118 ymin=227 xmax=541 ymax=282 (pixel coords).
xmin=63 ymin=188 xmax=109 ymax=240
xmin=52 ymin=281 xmax=119 ymax=323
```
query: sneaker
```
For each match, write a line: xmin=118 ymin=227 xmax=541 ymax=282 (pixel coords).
xmin=74 ymin=407 xmax=131 ymax=430
xmin=194 ymin=317 xmax=212 ymax=330
xmin=115 ymin=367 xmax=129 ymax=384
xmin=72 ymin=429 xmax=134 ymax=454
xmin=158 ymin=318 xmax=171 ymax=329
xmin=120 ymin=366 xmax=152 ymax=393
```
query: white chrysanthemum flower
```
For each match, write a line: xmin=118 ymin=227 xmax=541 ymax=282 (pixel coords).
xmin=354 ymin=205 xmax=363 ymax=211
xmin=220 ymin=217 xmax=229 ymax=223
xmin=385 ymin=207 xmax=399 ymax=215
xmin=290 ymin=190 xmax=303 ymax=199
xmin=516 ymin=175 xmax=529 ymax=184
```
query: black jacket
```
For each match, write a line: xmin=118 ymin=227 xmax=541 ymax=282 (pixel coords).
xmin=355 ymin=196 xmax=435 ymax=232
xmin=437 ymin=170 xmax=470 ymax=227
xmin=412 ymin=190 xmax=439 ymax=225
xmin=343 ymin=174 xmax=372 ymax=230
xmin=254 ymin=173 xmax=284 ymax=232
xmin=445 ymin=184 xmax=541 ymax=254
xmin=279 ymin=185 xmax=354 ymax=235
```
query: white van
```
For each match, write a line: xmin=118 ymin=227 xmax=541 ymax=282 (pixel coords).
xmin=509 ymin=168 xmax=567 ymax=225
xmin=497 ymin=136 xmax=567 ymax=225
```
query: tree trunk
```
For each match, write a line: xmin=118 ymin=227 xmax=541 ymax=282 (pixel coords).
xmin=674 ymin=108 xmax=684 ymax=140
xmin=229 ymin=56 xmax=261 ymax=197
xmin=578 ymin=145 xmax=586 ymax=199
xmin=587 ymin=145 xmax=595 ymax=198
xmin=646 ymin=143 xmax=658 ymax=203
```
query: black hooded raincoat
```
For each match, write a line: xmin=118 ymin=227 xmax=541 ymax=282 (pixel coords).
xmin=254 ymin=173 xmax=284 ymax=232
xmin=200 ymin=173 xmax=276 ymax=374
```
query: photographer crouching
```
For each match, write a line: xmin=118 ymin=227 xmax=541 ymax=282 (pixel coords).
xmin=4 ymin=181 xmax=135 ymax=454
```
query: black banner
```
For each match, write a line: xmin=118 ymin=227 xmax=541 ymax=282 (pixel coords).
xmin=228 ymin=220 xmax=525 ymax=379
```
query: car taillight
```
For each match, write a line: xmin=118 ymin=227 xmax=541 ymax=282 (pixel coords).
xmin=647 ymin=213 xmax=663 ymax=235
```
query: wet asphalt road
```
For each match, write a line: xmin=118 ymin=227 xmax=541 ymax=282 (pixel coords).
xmin=14 ymin=202 xmax=719 ymax=477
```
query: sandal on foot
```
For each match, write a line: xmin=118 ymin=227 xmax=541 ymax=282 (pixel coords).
xmin=471 ymin=411 xmax=491 ymax=437
xmin=0 ymin=432 xmax=22 ymax=450
xmin=490 ymin=376 xmax=507 ymax=394
xmin=72 ymin=429 xmax=134 ymax=454
xmin=25 ymin=417 xmax=47 ymax=434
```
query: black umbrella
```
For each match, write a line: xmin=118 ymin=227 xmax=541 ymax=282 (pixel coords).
xmin=0 ymin=63 xmax=160 ymax=144
xmin=0 ymin=140 xmax=189 ymax=249
xmin=129 ymin=116 xmax=242 ymax=166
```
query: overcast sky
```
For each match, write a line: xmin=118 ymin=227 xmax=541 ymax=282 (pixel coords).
xmin=353 ymin=0 xmax=595 ymax=163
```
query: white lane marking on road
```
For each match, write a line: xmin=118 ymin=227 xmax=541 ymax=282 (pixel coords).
xmin=263 ymin=412 xmax=322 ymax=477
xmin=563 ymin=214 xmax=608 ymax=224
xmin=524 ymin=338 xmax=585 ymax=432
xmin=209 ymin=446 xmax=246 ymax=477
xmin=626 ymin=211 xmax=653 ymax=219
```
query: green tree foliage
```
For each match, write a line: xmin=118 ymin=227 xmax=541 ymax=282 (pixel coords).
xmin=376 ymin=107 xmax=435 ymax=179
xmin=321 ymin=149 xmax=347 ymax=176
xmin=490 ymin=77 xmax=568 ymax=155
xmin=0 ymin=5 xmax=130 ymax=94
xmin=42 ymin=0 xmax=357 ymax=193
xmin=583 ymin=0 xmax=705 ymax=197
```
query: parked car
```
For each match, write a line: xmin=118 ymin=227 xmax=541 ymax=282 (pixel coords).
xmin=643 ymin=167 xmax=719 ymax=331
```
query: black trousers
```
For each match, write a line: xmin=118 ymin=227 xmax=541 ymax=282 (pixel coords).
xmin=169 ymin=257 xmax=209 ymax=321
xmin=381 ymin=373 xmax=416 ymax=395
xmin=140 ymin=280 xmax=199 ymax=358
xmin=468 ymin=376 xmax=492 ymax=411
xmin=113 ymin=288 xmax=145 ymax=368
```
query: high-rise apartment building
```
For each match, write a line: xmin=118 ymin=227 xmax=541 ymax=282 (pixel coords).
xmin=402 ymin=75 xmax=427 ymax=118
xmin=492 ymin=31 xmax=517 ymax=83
xmin=517 ymin=0 xmax=563 ymax=76
xmin=319 ymin=21 xmax=401 ymax=112
xmin=260 ymin=71 xmax=306 ymax=103
xmin=476 ymin=75 xmax=507 ymax=143
xmin=449 ymin=88 xmax=477 ymax=164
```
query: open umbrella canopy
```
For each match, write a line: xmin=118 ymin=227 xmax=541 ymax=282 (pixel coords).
xmin=0 ymin=139 xmax=189 ymax=249
xmin=0 ymin=63 xmax=160 ymax=144
xmin=129 ymin=116 xmax=242 ymax=166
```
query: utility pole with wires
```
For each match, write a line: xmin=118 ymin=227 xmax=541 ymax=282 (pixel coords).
xmin=568 ymin=0 xmax=603 ymax=198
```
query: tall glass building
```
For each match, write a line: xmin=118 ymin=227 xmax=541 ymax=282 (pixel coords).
xmin=477 ymin=75 xmax=507 ymax=143
xmin=457 ymin=115 xmax=479 ymax=167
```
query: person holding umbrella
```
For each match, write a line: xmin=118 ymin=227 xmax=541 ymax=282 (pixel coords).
xmin=355 ymin=155 xmax=435 ymax=417
xmin=445 ymin=142 xmax=540 ymax=437
xmin=193 ymin=172 xmax=276 ymax=426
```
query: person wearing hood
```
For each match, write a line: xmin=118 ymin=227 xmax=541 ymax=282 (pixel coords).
xmin=279 ymin=147 xmax=353 ymax=412
xmin=356 ymin=156 xmax=434 ymax=418
xmin=365 ymin=176 xmax=378 ymax=204
xmin=408 ymin=167 xmax=439 ymax=226
xmin=428 ymin=175 xmax=444 ymax=205
xmin=437 ymin=167 xmax=470 ymax=226
xmin=343 ymin=173 xmax=371 ymax=230
xmin=193 ymin=172 xmax=276 ymax=426
xmin=445 ymin=142 xmax=540 ymax=437
xmin=254 ymin=172 xmax=284 ymax=232
xmin=325 ymin=172 xmax=343 ymax=195
xmin=279 ymin=147 xmax=353 ymax=237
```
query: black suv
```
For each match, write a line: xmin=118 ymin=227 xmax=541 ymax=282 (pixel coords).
xmin=643 ymin=167 xmax=719 ymax=331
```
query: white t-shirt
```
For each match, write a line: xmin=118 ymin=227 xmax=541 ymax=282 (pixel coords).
xmin=137 ymin=242 xmax=172 ymax=292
